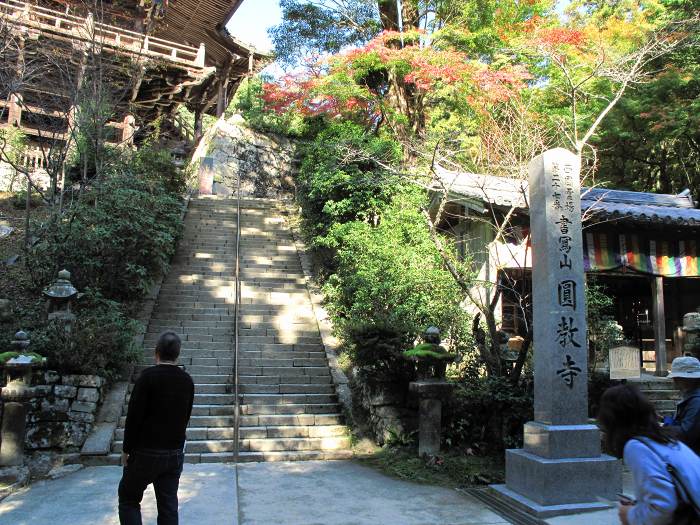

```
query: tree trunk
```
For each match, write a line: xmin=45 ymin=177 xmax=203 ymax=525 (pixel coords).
xmin=378 ymin=0 xmax=420 ymax=31
xmin=378 ymin=0 xmax=399 ymax=31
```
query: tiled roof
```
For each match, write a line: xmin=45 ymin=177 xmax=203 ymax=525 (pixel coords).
xmin=435 ymin=166 xmax=700 ymax=226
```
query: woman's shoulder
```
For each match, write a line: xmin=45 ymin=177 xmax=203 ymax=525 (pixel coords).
xmin=625 ymin=437 xmax=699 ymax=464
xmin=623 ymin=438 xmax=672 ymax=467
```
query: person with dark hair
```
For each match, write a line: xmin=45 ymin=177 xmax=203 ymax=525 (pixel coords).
xmin=665 ymin=356 xmax=700 ymax=455
xmin=118 ymin=331 xmax=194 ymax=525
xmin=598 ymin=384 xmax=700 ymax=525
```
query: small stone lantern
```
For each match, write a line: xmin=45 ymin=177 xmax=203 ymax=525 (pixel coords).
xmin=0 ymin=331 xmax=43 ymax=467
xmin=43 ymin=269 xmax=78 ymax=329
xmin=406 ymin=327 xmax=455 ymax=457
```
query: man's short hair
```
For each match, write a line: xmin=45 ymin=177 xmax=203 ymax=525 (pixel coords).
xmin=155 ymin=331 xmax=181 ymax=362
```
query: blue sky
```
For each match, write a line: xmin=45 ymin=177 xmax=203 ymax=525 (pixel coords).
xmin=227 ymin=0 xmax=281 ymax=52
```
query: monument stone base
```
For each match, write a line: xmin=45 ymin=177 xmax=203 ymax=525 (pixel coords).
xmin=489 ymin=448 xmax=621 ymax=517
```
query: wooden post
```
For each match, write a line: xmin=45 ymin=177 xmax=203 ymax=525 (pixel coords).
xmin=24 ymin=175 xmax=31 ymax=249
xmin=652 ymin=276 xmax=667 ymax=376
xmin=216 ymin=79 xmax=226 ymax=117
xmin=193 ymin=108 xmax=203 ymax=143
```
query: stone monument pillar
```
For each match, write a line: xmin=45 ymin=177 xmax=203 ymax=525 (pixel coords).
xmin=491 ymin=148 xmax=620 ymax=517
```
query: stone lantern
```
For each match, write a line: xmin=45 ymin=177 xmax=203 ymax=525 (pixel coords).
xmin=43 ymin=269 xmax=78 ymax=329
xmin=0 ymin=331 xmax=44 ymax=467
xmin=406 ymin=327 xmax=455 ymax=457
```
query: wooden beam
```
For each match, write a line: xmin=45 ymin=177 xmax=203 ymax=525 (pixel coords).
xmin=652 ymin=275 xmax=667 ymax=376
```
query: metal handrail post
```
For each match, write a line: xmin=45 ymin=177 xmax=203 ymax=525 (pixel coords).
xmin=233 ymin=168 xmax=241 ymax=462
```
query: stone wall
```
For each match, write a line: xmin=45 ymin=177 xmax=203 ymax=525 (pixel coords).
xmin=204 ymin=116 xmax=297 ymax=199
xmin=350 ymin=373 xmax=417 ymax=445
xmin=24 ymin=372 xmax=104 ymax=451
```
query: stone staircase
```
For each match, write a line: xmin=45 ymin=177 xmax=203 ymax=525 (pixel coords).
xmin=631 ymin=375 xmax=682 ymax=418
xmin=109 ymin=196 xmax=351 ymax=463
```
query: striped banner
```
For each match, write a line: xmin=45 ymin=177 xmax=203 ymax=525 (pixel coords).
xmin=583 ymin=234 xmax=700 ymax=277
xmin=584 ymin=232 xmax=621 ymax=271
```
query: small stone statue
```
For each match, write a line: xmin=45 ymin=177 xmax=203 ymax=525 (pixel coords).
xmin=403 ymin=327 xmax=456 ymax=380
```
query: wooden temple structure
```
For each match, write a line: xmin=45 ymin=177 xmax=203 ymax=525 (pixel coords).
xmin=0 ymin=0 xmax=268 ymax=170
xmin=433 ymin=167 xmax=700 ymax=375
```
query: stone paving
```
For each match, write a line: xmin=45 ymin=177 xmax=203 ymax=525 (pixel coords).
xmin=0 ymin=461 xmax=513 ymax=525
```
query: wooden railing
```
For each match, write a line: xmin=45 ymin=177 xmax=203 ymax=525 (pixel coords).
xmin=0 ymin=0 xmax=205 ymax=68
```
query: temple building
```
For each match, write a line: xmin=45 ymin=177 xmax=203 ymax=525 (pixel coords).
xmin=433 ymin=167 xmax=700 ymax=374
xmin=0 ymin=0 xmax=268 ymax=182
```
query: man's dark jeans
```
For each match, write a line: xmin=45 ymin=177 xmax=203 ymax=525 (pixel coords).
xmin=118 ymin=448 xmax=184 ymax=525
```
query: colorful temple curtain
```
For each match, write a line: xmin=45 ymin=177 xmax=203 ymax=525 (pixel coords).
xmin=583 ymin=233 xmax=700 ymax=277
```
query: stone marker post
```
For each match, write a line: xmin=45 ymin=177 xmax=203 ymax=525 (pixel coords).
xmin=198 ymin=157 xmax=214 ymax=195
xmin=491 ymin=148 xmax=620 ymax=517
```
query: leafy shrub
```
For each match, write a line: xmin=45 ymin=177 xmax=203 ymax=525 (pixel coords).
xmin=296 ymin=121 xmax=402 ymax=250
xmin=27 ymin=169 xmax=183 ymax=301
xmin=444 ymin=374 xmax=533 ymax=453
xmin=324 ymin=189 xmax=469 ymax=365
xmin=30 ymin=291 xmax=141 ymax=380
xmin=344 ymin=323 xmax=415 ymax=380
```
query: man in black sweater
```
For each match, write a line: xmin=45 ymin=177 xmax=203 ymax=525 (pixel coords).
xmin=118 ymin=331 xmax=194 ymax=525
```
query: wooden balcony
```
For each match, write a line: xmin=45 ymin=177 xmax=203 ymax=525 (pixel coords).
xmin=0 ymin=0 xmax=205 ymax=69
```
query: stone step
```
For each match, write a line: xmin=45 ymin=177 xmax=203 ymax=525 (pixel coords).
xmin=194 ymin=384 xmax=233 ymax=394
xmin=238 ymin=366 xmax=330 ymax=377
xmin=145 ymin=326 xmax=233 ymax=336
xmin=239 ymin=384 xmax=335 ymax=395
xmin=239 ymin=425 xmax=348 ymax=439
xmin=142 ymin=352 xmax=326 ymax=368
xmin=113 ymin=440 xmax=236 ymax=454
xmin=237 ymin=337 xmax=322 ymax=346
xmin=642 ymin=389 xmax=682 ymax=401
xmin=134 ymin=365 xmax=230 ymax=375
xmin=237 ymin=450 xmax=353 ymax=462
xmin=124 ymin=392 xmax=236 ymax=405
xmin=237 ymin=357 xmax=327 ymax=367
xmin=241 ymin=393 xmax=337 ymax=405
xmin=117 ymin=405 xmax=237 ymax=425
xmin=240 ymin=413 xmax=344 ymax=427
xmin=238 ymin=375 xmax=332 ymax=385
xmin=635 ymin=380 xmax=676 ymax=390
xmin=241 ymin=436 xmax=351 ymax=453
xmin=114 ymin=423 xmax=346 ymax=443
xmin=240 ymin=403 xmax=341 ymax=416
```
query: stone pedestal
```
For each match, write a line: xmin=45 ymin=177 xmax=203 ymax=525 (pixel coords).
xmin=490 ymin=149 xmax=620 ymax=517
xmin=409 ymin=381 xmax=453 ymax=457
xmin=0 ymin=403 xmax=27 ymax=466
